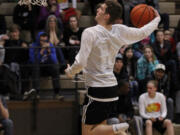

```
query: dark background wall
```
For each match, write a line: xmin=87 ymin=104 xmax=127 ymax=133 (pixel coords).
xmin=8 ymin=100 xmax=79 ymax=135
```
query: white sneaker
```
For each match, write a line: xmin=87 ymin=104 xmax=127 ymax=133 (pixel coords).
xmin=113 ymin=122 xmax=129 ymax=134
xmin=23 ymin=89 xmax=36 ymax=100
xmin=54 ymin=94 xmax=64 ymax=100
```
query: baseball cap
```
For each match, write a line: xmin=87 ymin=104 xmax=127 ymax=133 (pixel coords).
xmin=155 ymin=64 xmax=166 ymax=71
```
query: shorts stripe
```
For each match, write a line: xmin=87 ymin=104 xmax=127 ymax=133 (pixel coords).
xmin=82 ymin=98 xmax=93 ymax=124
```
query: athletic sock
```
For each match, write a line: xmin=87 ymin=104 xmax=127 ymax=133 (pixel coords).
xmin=112 ymin=122 xmax=129 ymax=134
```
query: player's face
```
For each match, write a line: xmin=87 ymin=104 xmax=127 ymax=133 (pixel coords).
xmin=95 ymin=4 xmax=107 ymax=23
xmin=147 ymin=82 xmax=157 ymax=97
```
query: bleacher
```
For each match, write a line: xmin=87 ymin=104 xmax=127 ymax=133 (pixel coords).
xmin=1 ymin=0 xmax=180 ymax=29
xmin=0 ymin=0 xmax=180 ymax=135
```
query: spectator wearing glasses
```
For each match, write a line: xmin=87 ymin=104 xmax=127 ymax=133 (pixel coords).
xmin=45 ymin=15 xmax=66 ymax=71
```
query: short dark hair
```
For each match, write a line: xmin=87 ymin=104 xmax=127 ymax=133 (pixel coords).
xmin=104 ymin=0 xmax=122 ymax=24
xmin=9 ymin=24 xmax=20 ymax=32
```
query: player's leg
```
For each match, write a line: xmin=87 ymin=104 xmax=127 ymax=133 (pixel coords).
xmin=82 ymin=120 xmax=128 ymax=135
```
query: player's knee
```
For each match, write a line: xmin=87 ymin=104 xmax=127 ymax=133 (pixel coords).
xmin=145 ymin=120 xmax=152 ymax=127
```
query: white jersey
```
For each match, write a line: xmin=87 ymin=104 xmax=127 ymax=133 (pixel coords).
xmin=66 ymin=17 xmax=160 ymax=87
xmin=139 ymin=92 xmax=167 ymax=119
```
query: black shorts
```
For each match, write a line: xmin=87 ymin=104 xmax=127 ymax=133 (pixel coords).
xmin=143 ymin=118 xmax=166 ymax=134
xmin=82 ymin=96 xmax=118 ymax=124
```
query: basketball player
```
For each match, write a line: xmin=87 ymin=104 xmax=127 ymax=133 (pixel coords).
xmin=65 ymin=1 xmax=160 ymax=135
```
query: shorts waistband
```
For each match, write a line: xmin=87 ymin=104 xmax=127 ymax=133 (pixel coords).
xmin=87 ymin=94 xmax=119 ymax=102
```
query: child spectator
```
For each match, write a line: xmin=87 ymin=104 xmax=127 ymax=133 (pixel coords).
xmin=63 ymin=15 xmax=84 ymax=64
xmin=137 ymin=46 xmax=159 ymax=93
xmin=123 ymin=47 xmax=139 ymax=103
xmin=139 ymin=80 xmax=174 ymax=135
xmin=13 ymin=4 xmax=39 ymax=42
xmin=28 ymin=32 xmax=63 ymax=100
xmin=164 ymin=30 xmax=176 ymax=54
xmin=4 ymin=24 xmax=29 ymax=99
xmin=152 ymin=30 xmax=178 ymax=91
xmin=45 ymin=15 xmax=65 ymax=67
xmin=173 ymin=19 xmax=180 ymax=69
xmin=148 ymin=64 xmax=174 ymax=121
xmin=36 ymin=0 xmax=63 ymax=31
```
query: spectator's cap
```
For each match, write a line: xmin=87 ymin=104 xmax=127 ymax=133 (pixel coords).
xmin=116 ymin=53 xmax=123 ymax=60
xmin=155 ymin=64 xmax=166 ymax=71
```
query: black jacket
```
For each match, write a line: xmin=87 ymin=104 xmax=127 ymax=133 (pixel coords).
xmin=117 ymin=92 xmax=134 ymax=118
xmin=152 ymin=40 xmax=172 ymax=63
xmin=149 ymin=72 xmax=170 ymax=97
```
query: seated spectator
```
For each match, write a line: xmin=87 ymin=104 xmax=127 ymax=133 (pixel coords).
xmin=3 ymin=24 xmax=29 ymax=99
xmin=59 ymin=0 xmax=81 ymax=26
xmin=137 ymin=46 xmax=159 ymax=93
xmin=0 ymin=95 xmax=13 ymax=135
xmin=123 ymin=47 xmax=139 ymax=103
xmin=28 ymin=32 xmax=63 ymax=100
xmin=36 ymin=0 xmax=63 ymax=31
xmin=139 ymin=80 xmax=174 ymax=135
xmin=13 ymin=3 xmax=39 ymax=42
xmin=107 ymin=81 xmax=143 ymax=135
xmin=164 ymin=30 xmax=176 ymax=53
xmin=148 ymin=64 xmax=174 ymax=121
xmin=45 ymin=15 xmax=66 ymax=69
xmin=173 ymin=19 xmax=180 ymax=69
xmin=113 ymin=53 xmax=128 ymax=82
xmin=133 ymin=33 xmax=155 ymax=59
xmin=63 ymin=15 xmax=84 ymax=64
xmin=152 ymin=30 xmax=178 ymax=91
xmin=146 ymin=0 xmax=169 ymax=30
xmin=173 ymin=19 xmax=180 ymax=45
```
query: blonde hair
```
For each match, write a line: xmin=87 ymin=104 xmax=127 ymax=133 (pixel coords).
xmin=147 ymin=80 xmax=158 ymax=88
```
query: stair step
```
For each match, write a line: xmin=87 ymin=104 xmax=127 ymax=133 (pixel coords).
xmin=170 ymin=15 xmax=180 ymax=27
xmin=0 ymin=2 xmax=16 ymax=15
xmin=159 ymin=2 xmax=176 ymax=14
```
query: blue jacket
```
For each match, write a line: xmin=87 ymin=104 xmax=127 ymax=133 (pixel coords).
xmin=137 ymin=55 xmax=159 ymax=80
xmin=29 ymin=32 xmax=58 ymax=64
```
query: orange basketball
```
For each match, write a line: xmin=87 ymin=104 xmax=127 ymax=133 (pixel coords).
xmin=130 ymin=4 xmax=155 ymax=28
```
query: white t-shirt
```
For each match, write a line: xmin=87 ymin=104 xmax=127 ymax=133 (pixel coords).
xmin=67 ymin=17 xmax=160 ymax=87
xmin=139 ymin=92 xmax=167 ymax=119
